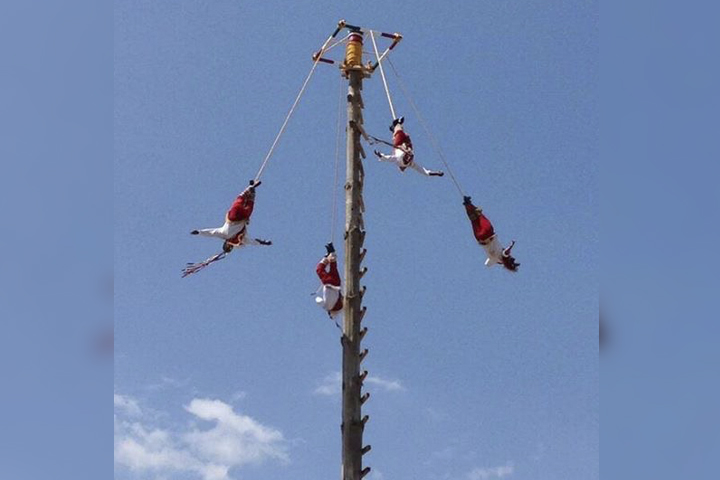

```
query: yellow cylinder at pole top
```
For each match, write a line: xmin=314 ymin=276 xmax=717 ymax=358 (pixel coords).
xmin=345 ymin=31 xmax=364 ymax=67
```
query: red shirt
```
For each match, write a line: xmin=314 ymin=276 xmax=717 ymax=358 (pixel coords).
xmin=316 ymin=260 xmax=341 ymax=287
xmin=316 ymin=260 xmax=343 ymax=312
xmin=226 ymin=193 xmax=254 ymax=223
xmin=465 ymin=204 xmax=495 ymax=243
xmin=393 ymin=130 xmax=412 ymax=149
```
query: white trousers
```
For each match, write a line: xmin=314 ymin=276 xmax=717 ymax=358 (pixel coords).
xmin=378 ymin=148 xmax=436 ymax=176
xmin=196 ymin=220 xmax=246 ymax=240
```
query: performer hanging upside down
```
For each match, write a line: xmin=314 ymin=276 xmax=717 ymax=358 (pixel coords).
xmin=315 ymin=243 xmax=343 ymax=318
xmin=190 ymin=180 xmax=272 ymax=253
xmin=463 ymin=196 xmax=520 ymax=271
xmin=373 ymin=117 xmax=444 ymax=177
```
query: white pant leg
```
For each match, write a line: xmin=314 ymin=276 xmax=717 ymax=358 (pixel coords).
xmin=377 ymin=151 xmax=397 ymax=164
xmin=196 ymin=228 xmax=227 ymax=239
xmin=380 ymin=148 xmax=422 ymax=173
xmin=385 ymin=148 xmax=407 ymax=170
xmin=406 ymin=158 xmax=432 ymax=176
xmin=196 ymin=221 xmax=233 ymax=239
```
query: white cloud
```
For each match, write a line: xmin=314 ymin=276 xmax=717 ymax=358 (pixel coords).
xmin=115 ymin=422 xmax=199 ymax=473
xmin=367 ymin=468 xmax=385 ymax=480
xmin=467 ymin=464 xmax=514 ymax=480
xmin=365 ymin=375 xmax=404 ymax=392
xmin=114 ymin=393 xmax=142 ymax=417
xmin=314 ymin=372 xmax=342 ymax=396
xmin=184 ymin=398 xmax=288 ymax=466
xmin=314 ymin=372 xmax=404 ymax=396
xmin=146 ymin=376 xmax=190 ymax=391
xmin=115 ymin=396 xmax=288 ymax=480
xmin=231 ymin=391 xmax=247 ymax=402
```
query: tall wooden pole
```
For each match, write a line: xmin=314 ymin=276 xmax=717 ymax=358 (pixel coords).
xmin=341 ymin=29 xmax=370 ymax=480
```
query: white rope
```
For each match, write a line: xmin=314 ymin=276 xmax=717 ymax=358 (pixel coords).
xmin=386 ymin=57 xmax=465 ymax=196
xmin=254 ymin=35 xmax=334 ymax=182
xmin=323 ymin=33 xmax=350 ymax=55
xmin=370 ymin=30 xmax=396 ymax=120
xmin=330 ymin=75 xmax=344 ymax=243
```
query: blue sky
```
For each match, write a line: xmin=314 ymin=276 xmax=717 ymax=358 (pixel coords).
xmin=115 ymin=1 xmax=597 ymax=479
